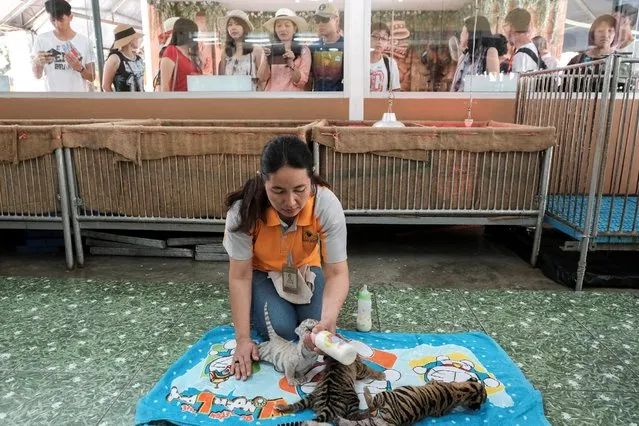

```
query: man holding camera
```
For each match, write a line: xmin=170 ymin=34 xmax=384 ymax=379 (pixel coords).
xmin=31 ymin=0 xmax=95 ymax=91
xmin=309 ymin=3 xmax=344 ymax=91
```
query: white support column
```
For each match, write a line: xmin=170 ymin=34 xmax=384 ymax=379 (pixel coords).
xmin=345 ymin=0 xmax=367 ymax=120
xmin=140 ymin=0 xmax=154 ymax=92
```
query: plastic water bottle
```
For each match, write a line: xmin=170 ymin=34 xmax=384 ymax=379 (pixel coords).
xmin=357 ymin=285 xmax=372 ymax=332
xmin=313 ymin=331 xmax=358 ymax=365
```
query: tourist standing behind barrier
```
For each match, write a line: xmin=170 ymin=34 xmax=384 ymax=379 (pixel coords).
xmin=223 ymin=136 xmax=349 ymax=380
xmin=532 ymin=36 xmax=557 ymax=69
xmin=309 ymin=3 xmax=345 ymax=91
xmin=258 ymin=9 xmax=311 ymax=92
xmin=566 ymin=15 xmax=618 ymax=92
xmin=568 ymin=15 xmax=618 ymax=67
xmin=153 ymin=17 xmax=179 ymax=91
xmin=451 ymin=16 xmax=503 ymax=92
xmin=159 ymin=18 xmax=202 ymax=92
xmin=613 ymin=4 xmax=639 ymax=79
xmin=370 ymin=23 xmax=401 ymax=92
xmin=31 ymin=0 xmax=95 ymax=92
xmin=102 ymin=25 xmax=144 ymax=92
xmin=217 ymin=10 xmax=263 ymax=91
xmin=505 ymin=8 xmax=542 ymax=73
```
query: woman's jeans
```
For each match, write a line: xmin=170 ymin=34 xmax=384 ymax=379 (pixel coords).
xmin=251 ymin=266 xmax=324 ymax=341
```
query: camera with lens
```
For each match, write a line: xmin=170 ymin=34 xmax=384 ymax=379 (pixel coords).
xmin=269 ymin=43 xmax=286 ymax=57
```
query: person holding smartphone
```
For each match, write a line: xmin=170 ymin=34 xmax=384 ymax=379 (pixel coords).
xmin=257 ymin=8 xmax=311 ymax=91
xmin=31 ymin=0 xmax=95 ymax=92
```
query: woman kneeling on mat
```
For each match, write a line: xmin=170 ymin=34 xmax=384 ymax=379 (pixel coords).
xmin=223 ymin=135 xmax=349 ymax=381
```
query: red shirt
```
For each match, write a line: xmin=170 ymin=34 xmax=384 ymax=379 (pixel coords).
xmin=162 ymin=45 xmax=202 ymax=91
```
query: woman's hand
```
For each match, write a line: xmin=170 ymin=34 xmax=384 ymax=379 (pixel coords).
xmin=263 ymin=47 xmax=271 ymax=57
xmin=283 ymin=49 xmax=296 ymax=68
xmin=231 ymin=337 xmax=259 ymax=381
xmin=307 ymin=318 xmax=337 ymax=354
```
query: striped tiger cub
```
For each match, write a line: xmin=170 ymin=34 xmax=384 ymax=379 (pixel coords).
xmin=334 ymin=379 xmax=487 ymax=425
xmin=258 ymin=302 xmax=319 ymax=385
xmin=275 ymin=355 xmax=387 ymax=425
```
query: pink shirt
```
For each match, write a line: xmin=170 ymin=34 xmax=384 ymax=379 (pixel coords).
xmin=265 ymin=46 xmax=311 ymax=92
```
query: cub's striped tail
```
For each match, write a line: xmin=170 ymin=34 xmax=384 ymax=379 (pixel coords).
xmin=263 ymin=302 xmax=277 ymax=340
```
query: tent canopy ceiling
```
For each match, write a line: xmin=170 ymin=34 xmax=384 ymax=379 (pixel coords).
xmin=0 ymin=0 xmax=142 ymax=32
xmin=0 ymin=0 xmax=632 ymax=34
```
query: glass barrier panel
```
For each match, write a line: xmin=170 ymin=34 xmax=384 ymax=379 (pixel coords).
xmin=144 ymin=0 xmax=345 ymax=93
xmin=0 ymin=0 xmax=99 ymax=92
xmin=368 ymin=0 xmax=639 ymax=94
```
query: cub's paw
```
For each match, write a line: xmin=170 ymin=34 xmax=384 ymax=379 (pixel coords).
xmin=274 ymin=404 xmax=290 ymax=412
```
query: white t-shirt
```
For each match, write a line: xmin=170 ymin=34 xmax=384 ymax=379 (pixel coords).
xmin=511 ymin=42 xmax=540 ymax=73
xmin=370 ymin=56 xmax=401 ymax=92
xmin=31 ymin=31 xmax=94 ymax=92
xmin=617 ymin=40 xmax=638 ymax=78
xmin=541 ymin=54 xmax=558 ymax=69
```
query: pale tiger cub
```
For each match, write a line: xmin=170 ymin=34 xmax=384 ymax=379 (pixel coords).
xmin=275 ymin=355 xmax=387 ymax=425
xmin=334 ymin=379 xmax=487 ymax=426
xmin=257 ymin=302 xmax=319 ymax=386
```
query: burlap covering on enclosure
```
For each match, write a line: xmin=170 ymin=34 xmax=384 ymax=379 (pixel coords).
xmin=62 ymin=120 xmax=318 ymax=163
xmin=312 ymin=120 xmax=555 ymax=162
xmin=64 ymin=120 xmax=319 ymax=218
xmin=0 ymin=124 xmax=68 ymax=215
xmin=314 ymin=121 xmax=553 ymax=211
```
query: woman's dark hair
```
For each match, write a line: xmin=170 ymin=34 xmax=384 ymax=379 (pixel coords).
xmin=464 ymin=15 xmax=501 ymax=54
xmin=495 ymin=34 xmax=509 ymax=56
xmin=169 ymin=18 xmax=202 ymax=72
xmin=588 ymin=14 xmax=618 ymax=47
xmin=224 ymin=18 xmax=254 ymax=58
xmin=226 ymin=135 xmax=329 ymax=234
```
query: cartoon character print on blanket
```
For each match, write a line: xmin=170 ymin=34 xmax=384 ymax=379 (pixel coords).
xmin=144 ymin=329 xmax=536 ymax=425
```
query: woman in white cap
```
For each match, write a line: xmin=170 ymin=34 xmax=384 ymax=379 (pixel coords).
xmin=218 ymin=10 xmax=263 ymax=90
xmin=257 ymin=8 xmax=311 ymax=91
xmin=160 ymin=17 xmax=202 ymax=92
xmin=152 ymin=17 xmax=179 ymax=91
xmin=102 ymin=24 xmax=144 ymax=92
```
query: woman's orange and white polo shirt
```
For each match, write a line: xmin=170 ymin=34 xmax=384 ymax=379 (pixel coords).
xmin=223 ymin=186 xmax=347 ymax=271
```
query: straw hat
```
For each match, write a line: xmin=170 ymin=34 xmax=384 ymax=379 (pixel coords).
xmin=218 ymin=9 xmax=255 ymax=32
xmin=263 ymin=8 xmax=308 ymax=33
xmin=112 ymin=24 xmax=143 ymax=50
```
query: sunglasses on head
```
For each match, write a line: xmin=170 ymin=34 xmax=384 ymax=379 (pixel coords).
xmin=314 ymin=16 xmax=331 ymax=24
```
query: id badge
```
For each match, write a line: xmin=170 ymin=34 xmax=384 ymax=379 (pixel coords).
xmin=282 ymin=253 xmax=298 ymax=294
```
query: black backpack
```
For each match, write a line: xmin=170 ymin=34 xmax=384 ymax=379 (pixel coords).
xmin=382 ymin=56 xmax=391 ymax=91
xmin=516 ymin=47 xmax=548 ymax=70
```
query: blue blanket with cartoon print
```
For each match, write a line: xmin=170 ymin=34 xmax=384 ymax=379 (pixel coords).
xmin=135 ymin=326 xmax=549 ymax=425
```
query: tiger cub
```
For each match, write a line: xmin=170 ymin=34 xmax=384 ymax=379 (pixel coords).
xmin=334 ymin=379 xmax=487 ymax=426
xmin=258 ymin=302 xmax=319 ymax=385
xmin=275 ymin=355 xmax=387 ymax=424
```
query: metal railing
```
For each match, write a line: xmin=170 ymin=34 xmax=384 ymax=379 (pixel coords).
xmin=317 ymin=144 xmax=553 ymax=266
xmin=516 ymin=54 xmax=639 ymax=290
xmin=65 ymin=148 xmax=253 ymax=266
